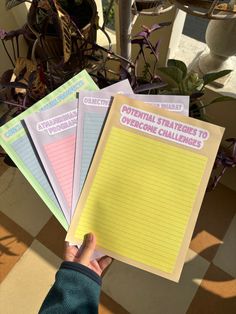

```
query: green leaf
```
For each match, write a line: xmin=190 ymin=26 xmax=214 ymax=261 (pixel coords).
xmin=5 ymin=0 xmax=26 ymax=10
xmin=157 ymin=66 xmax=183 ymax=86
xmin=186 ymin=78 xmax=204 ymax=93
xmin=203 ymin=70 xmax=232 ymax=86
xmin=208 ymin=96 xmax=235 ymax=105
xmin=167 ymin=59 xmax=187 ymax=78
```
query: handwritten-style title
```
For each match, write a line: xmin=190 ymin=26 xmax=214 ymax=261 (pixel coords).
xmin=37 ymin=109 xmax=77 ymax=135
xmin=120 ymin=105 xmax=209 ymax=149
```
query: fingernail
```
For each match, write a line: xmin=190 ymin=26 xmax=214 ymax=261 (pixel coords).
xmin=106 ymin=257 xmax=113 ymax=265
xmin=85 ymin=233 xmax=93 ymax=243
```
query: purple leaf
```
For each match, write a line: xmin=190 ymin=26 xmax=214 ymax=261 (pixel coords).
xmin=131 ymin=38 xmax=145 ymax=45
xmin=0 ymin=28 xmax=24 ymax=41
xmin=0 ymin=29 xmax=7 ymax=39
xmin=149 ymin=24 xmax=161 ymax=32
xmin=134 ymin=31 xmax=149 ymax=38
xmin=134 ymin=24 xmax=152 ymax=38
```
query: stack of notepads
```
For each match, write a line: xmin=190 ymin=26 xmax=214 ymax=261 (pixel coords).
xmin=0 ymin=70 xmax=224 ymax=282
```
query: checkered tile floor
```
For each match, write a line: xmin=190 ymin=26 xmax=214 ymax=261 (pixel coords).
xmin=0 ymin=163 xmax=235 ymax=314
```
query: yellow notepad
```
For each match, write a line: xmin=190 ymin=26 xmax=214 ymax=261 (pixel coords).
xmin=67 ymin=95 xmax=224 ymax=282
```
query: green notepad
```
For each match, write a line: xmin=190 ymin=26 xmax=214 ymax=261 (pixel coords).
xmin=0 ymin=70 xmax=98 ymax=229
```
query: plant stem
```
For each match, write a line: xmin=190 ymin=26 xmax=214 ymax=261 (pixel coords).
xmin=3 ymin=101 xmax=26 ymax=109
xmin=141 ymin=50 xmax=153 ymax=79
xmin=153 ymin=57 xmax=158 ymax=78
xmin=16 ymin=36 xmax=20 ymax=58
xmin=146 ymin=38 xmax=156 ymax=58
xmin=93 ymin=43 xmax=134 ymax=68
xmin=1 ymin=40 xmax=15 ymax=67
xmin=11 ymin=39 xmax=16 ymax=61
xmin=191 ymin=103 xmax=211 ymax=112
xmin=178 ymin=81 xmax=185 ymax=95
xmin=212 ymin=166 xmax=228 ymax=190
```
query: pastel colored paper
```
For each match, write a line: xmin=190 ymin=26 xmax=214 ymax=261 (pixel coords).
xmin=24 ymin=101 xmax=78 ymax=222
xmin=0 ymin=70 xmax=98 ymax=228
xmin=67 ymin=94 xmax=224 ymax=282
xmin=101 ymin=79 xmax=133 ymax=93
xmin=72 ymin=79 xmax=134 ymax=213
xmin=71 ymin=92 xmax=189 ymax=215
xmin=125 ymin=94 xmax=189 ymax=116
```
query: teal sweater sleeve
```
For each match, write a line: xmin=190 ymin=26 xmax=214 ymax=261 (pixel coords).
xmin=39 ymin=261 xmax=101 ymax=314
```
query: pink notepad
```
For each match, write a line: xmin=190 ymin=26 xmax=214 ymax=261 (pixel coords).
xmin=25 ymin=80 xmax=133 ymax=222
xmin=25 ymin=101 xmax=78 ymax=222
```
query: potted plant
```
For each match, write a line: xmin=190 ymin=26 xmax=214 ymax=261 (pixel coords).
xmin=0 ymin=0 xmax=100 ymax=121
xmin=129 ymin=25 xmax=236 ymax=189
xmin=0 ymin=10 xmax=235 ymax=188
xmin=156 ymin=59 xmax=233 ymax=119
xmin=0 ymin=0 xmax=101 ymax=165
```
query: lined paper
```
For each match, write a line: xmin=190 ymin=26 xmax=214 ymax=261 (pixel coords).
xmin=79 ymin=112 xmax=105 ymax=191
xmin=72 ymin=92 xmax=188 ymax=215
xmin=67 ymin=95 xmax=224 ymax=281
xmin=11 ymin=135 xmax=59 ymax=205
xmin=74 ymin=127 xmax=207 ymax=273
xmin=72 ymin=81 xmax=133 ymax=213
xmin=44 ymin=134 xmax=76 ymax=209
xmin=24 ymin=100 xmax=80 ymax=223
xmin=79 ymin=94 xmax=189 ymax=193
xmin=0 ymin=70 xmax=98 ymax=229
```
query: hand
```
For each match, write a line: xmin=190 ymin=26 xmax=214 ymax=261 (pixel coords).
xmin=64 ymin=233 xmax=112 ymax=276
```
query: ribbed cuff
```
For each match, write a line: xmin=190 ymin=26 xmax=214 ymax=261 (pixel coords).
xmin=60 ymin=261 xmax=102 ymax=286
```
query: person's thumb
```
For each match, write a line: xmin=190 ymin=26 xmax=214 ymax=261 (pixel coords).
xmin=99 ymin=256 xmax=113 ymax=272
xmin=78 ymin=233 xmax=96 ymax=266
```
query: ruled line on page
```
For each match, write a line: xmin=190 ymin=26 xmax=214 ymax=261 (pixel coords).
xmin=44 ymin=134 xmax=76 ymax=208
xmin=75 ymin=127 xmax=207 ymax=274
